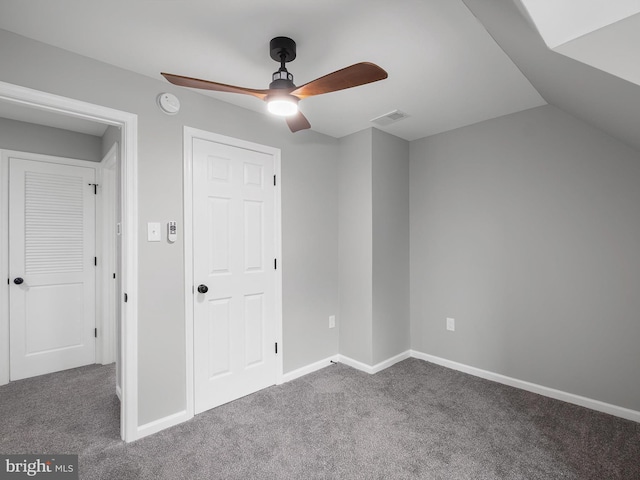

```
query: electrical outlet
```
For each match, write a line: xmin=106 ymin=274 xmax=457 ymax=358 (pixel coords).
xmin=329 ymin=315 xmax=336 ymax=328
xmin=446 ymin=317 xmax=455 ymax=331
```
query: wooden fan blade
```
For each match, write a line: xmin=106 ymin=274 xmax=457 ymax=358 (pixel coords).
xmin=161 ymin=73 xmax=270 ymax=99
xmin=290 ymin=62 xmax=387 ymax=99
xmin=286 ymin=111 xmax=311 ymax=133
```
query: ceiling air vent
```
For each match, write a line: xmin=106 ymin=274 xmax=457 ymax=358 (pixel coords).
xmin=370 ymin=109 xmax=409 ymax=126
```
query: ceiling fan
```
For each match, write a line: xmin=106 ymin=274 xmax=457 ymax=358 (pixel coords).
xmin=161 ymin=36 xmax=388 ymax=133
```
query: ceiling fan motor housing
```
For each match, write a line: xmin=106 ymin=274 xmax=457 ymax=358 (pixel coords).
xmin=270 ymin=36 xmax=296 ymax=63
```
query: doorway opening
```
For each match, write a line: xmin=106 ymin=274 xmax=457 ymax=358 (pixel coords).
xmin=0 ymin=80 xmax=139 ymax=442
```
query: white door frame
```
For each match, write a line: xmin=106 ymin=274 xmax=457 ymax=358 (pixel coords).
xmin=0 ymin=81 xmax=139 ymax=442
xmin=183 ymin=126 xmax=283 ymax=419
xmin=97 ymin=143 xmax=118 ymax=365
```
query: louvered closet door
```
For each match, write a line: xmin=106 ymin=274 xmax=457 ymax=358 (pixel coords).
xmin=9 ymin=157 xmax=96 ymax=381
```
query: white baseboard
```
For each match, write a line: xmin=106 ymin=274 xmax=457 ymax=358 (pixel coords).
xmin=136 ymin=410 xmax=192 ymax=441
xmin=282 ymin=355 xmax=339 ymax=383
xmin=410 ymin=350 xmax=640 ymax=424
xmin=282 ymin=350 xmax=411 ymax=382
xmin=338 ymin=350 xmax=411 ymax=374
xmin=257 ymin=348 xmax=640 ymax=424
xmin=336 ymin=354 xmax=372 ymax=373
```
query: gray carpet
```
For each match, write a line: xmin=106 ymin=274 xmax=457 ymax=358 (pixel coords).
xmin=1 ymin=359 xmax=638 ymax=479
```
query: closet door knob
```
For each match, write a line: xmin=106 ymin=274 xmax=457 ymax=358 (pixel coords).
xmin=197 ymin=284 xmax=208 ymax=294
xmin=13 ymin=277 xmax=24 ymax=285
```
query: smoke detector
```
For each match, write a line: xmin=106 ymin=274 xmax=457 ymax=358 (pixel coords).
xmin=370 ymin=109 xmax=409 ymax=126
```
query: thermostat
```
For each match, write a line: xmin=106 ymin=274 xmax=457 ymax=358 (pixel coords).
xmin=167 ymin=221 xmax=177 ymax=243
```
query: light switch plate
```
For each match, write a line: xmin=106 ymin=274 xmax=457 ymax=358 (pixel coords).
xmin=147 ymin=222 xmax=161 ymax=242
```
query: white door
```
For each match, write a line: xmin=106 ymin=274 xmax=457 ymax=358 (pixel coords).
xmin=9 ymin=156 xmax=96 ymax=381
xmin=192 ymin=137 xmax=277 ymax=414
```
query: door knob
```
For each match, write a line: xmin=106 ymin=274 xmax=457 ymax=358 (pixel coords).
xmin=13 ymin=277 xmax=24 ymax=285
xmin=197 ymin=284 xmax=208 ymax=294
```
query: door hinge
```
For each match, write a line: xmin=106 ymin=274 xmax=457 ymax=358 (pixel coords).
xmin=273 ymin=175 xmax=276 ymax=186
xmin=88 ymin=183 xmax=98 ymax=195
xmin=274 ymin=258 xmax=277 ymax=270
xmin=113 ymin=273 xmax=116 ymax=279
xmin=275 ymin=342 xmax=278 ymax=354
xmin=94 ymin=328 xmax=98 ymax=338
xmin=94 ymin=257 xmax=97 ymax=266
xmin=124 ymin=293 xmax=128 ymax=303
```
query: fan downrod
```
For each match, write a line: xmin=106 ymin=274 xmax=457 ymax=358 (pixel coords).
xmin=269 ymin=37 xmax=297 ymax=90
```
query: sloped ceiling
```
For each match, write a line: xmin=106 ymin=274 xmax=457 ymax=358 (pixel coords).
xmin=555 ymin=13 xmax=640 ymax=87
xmin=516 ymin=0 xmax=640 ymax=49
xmin=0 ymin=0 xmax=545 ymax=141
xmin=463 ymin=0 xmax=640 ymax=152
xmin=516 ymin=0 xmax=640 ymax=88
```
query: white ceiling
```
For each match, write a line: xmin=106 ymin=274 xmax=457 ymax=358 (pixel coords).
xmin=0 ymin=0 xmax=545 ymax=141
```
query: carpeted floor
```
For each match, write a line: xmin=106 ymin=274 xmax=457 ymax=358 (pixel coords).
xmin=1 ymin=358 xmax=638 ymax=479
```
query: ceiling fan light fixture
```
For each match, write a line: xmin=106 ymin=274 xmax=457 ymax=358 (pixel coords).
xmin=266 ymin=94 xmax=299 ymax=117
xmin=162 ymin=35 xmax=388 ymax=132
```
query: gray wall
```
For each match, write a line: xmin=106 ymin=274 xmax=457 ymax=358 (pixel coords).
xmin=372 ymin=129 xmax=410 ymax=364
xmin=0 ymin=29 xmax=340 ymax=425
xmin=338 ymin=129 xmax=373 ymax=365
xmin=338 ymin=128 xmax=410 ymax=366
xmin=0 ymin=117 xmax=102 ymax=161
xmin=410 ymin=104 xmax=640 ymax=411
xmin=282 ymin=137 xmax=339 ymax=371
